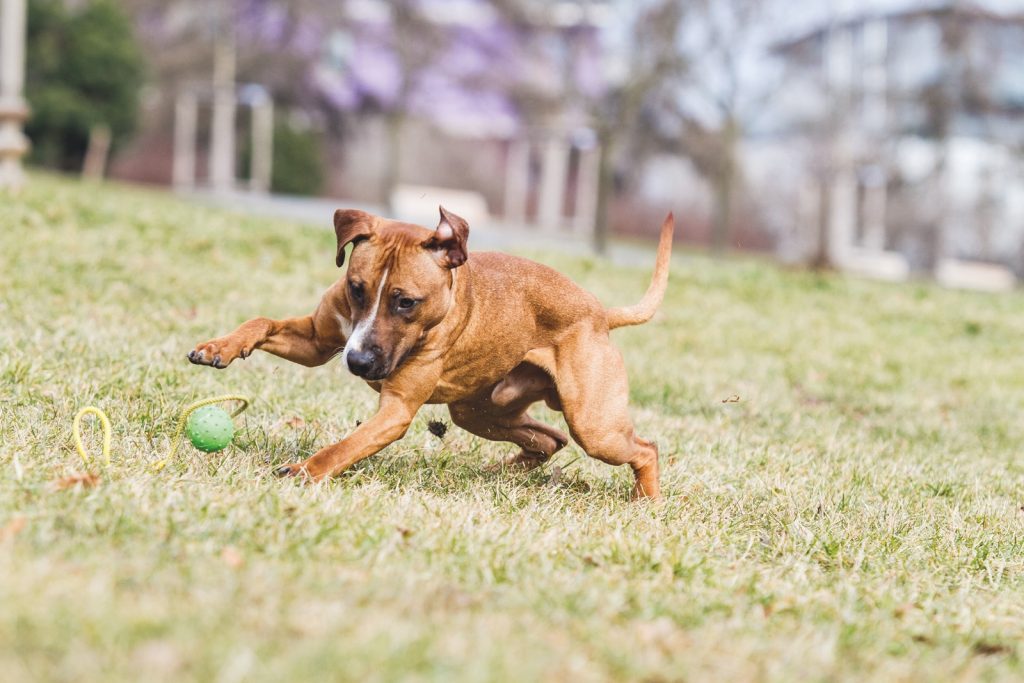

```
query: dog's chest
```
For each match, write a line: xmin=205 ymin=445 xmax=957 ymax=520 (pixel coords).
xmin=428 ymin=350 xmax=525 ymax=404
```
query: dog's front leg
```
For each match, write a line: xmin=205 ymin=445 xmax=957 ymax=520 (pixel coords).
xmin=188 ymin=282 xmax=350 ymax=369
xmin=274 ymin=360 xmax=440 ymax=481
xmin=274 ymin=392 xmax=419 ymax=481
xmin=189 ymin=315 xmax=342 ymax=369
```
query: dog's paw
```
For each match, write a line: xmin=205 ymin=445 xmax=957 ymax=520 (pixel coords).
xmin=273 ymin=461 xmax=325 ymax=482
xmin=273 ymin=462 xmax=303 ymax=477
xmin=187 ymin=337 xmax=250 ymax=369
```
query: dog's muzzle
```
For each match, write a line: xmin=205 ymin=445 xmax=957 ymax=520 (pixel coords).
xmin=346 ymin=347 xmax=386 ymax=380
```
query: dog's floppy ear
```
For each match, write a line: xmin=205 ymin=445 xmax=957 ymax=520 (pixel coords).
xmin=334 ymin=209 xmax=374 ymax=267
xmin=422 ymin=206 xmax=469 ymax=268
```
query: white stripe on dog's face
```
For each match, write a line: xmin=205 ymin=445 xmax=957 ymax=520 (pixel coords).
xmin=336 ymin=313 xmax=353 ymax=339
xmin=342 ymin=267 xmax=389 ymax=365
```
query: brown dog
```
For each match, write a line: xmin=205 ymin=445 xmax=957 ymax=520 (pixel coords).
xmin=188 ymin=207 xmax=673 ymax=498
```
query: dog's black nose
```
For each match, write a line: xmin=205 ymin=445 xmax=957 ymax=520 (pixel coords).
xmin=347 ymin=349 xmax=377 ymax=377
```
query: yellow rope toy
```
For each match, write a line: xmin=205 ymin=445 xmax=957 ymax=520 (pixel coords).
xmin=72 ymin=395 xmax=250 ymax=471
xmin=72 ymin=406 xmax=112 ymax=467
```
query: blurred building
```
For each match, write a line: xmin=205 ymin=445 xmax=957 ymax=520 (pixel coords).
xmin=767 ymin=0 xmax=1024 ymax=281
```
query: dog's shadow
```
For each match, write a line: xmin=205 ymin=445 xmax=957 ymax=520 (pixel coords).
xmin=238 ymin=419 xmax=628 ymax=500
xmin=341 ymin=447 xmax=603 ymax=499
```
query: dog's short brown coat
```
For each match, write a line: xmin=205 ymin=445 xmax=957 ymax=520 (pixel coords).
xmin=189 ymin=207 xmax=673 ymax=498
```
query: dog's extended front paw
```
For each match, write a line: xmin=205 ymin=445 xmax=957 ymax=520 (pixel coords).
xmin=274 ymin=462 xmax=304 ymax=478
xmin=273 ymin=461 xmax=329 ymax=482
xmin=187 ymin=337 xmax=249 ymax=369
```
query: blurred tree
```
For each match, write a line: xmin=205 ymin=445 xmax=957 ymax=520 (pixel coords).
xmin=358 ymin=0 xmax=447 ymax=207
xmin=915 ymin=10 xmax=976 ymax=268
xmin=25 ymin=0 xmax=144 ymax=171
xmin=652 ymin=0 xmax=774 ymax=253
xmin=490 ymin=0 xmax=687 ymax=254
xmin=589 ymin=0 xmax=686 ymax=254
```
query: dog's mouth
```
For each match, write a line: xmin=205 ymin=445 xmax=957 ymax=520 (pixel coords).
xmin=360 ymin=367 xmax=388 ymax=381
xmin=360 ymin=352 xmax=414 ymax=382
xmin=345 ymin=353 xmax=396 ymax=381
xmin=346 ymin=359 xmax=387 ymax=381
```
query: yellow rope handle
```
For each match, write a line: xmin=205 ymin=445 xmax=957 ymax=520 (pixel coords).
xmin=73 ymin=407 xmax=112 ymax=467
xmin=151 ymin=395 xmax=249 ymax=472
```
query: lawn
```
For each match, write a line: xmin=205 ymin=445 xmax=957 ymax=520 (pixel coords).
xmin=3 ymin=174 xmax=1024 ymax=682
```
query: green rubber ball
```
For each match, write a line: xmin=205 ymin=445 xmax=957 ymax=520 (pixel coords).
xmin=186 ymin=405 xmax=235 ymax=453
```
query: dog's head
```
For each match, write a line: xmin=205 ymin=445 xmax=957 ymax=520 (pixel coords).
xmin=334 ymin=206 xmax=469 ymax=381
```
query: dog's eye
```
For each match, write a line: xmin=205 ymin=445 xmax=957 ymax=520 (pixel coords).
xmin=349 ymin=281 xmax=365 ymax=305
xmin=396 ymin=297 xmax=417 ymax=311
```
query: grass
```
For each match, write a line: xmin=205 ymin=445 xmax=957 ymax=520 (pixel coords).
xmin=3 ymin=174 xmax=1024 ymax=681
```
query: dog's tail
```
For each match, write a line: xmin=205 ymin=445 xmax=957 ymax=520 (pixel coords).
xmin=606 ymin=213 xmax=674 ymax=330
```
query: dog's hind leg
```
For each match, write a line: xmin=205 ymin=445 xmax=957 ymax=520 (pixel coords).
xmin=449 ymin=368 xmax=568 ymax=470
xmin=449 ymin=403 xmax=568 ymax=470
xmin=544 ymin=331 xmax=661 ymax=500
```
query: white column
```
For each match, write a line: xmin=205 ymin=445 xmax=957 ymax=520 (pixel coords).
xmin=828 ymin=156 xmax=857 ymax=264
xmin=795 ymin=174 xmax=821 ymax=262
xmin=933 ymin=144 xmax=952 ymax=270
xmin=573 ymin=144 xmax=600 ymax=236
xmin=503 ymin=138 xmax=529 ymax=226
xmin=209 ymin=25 xmax=236 ymax=193
xmin=0 ymin=0 xmax=29 ymax=190
xmin=537 ymin=135 xmax=569 ymax=232
xmin=173 ymin=91 xmax=198 ymax=191
xmin=250 ymin=99 xmax=273 ymax=194
xmin=861 ymin=165 xmax=887 ymax=251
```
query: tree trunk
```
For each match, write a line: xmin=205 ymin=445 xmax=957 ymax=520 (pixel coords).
xmin=810 ymin=175 xmax=832 ymax=270
xmin=710 ymin=170 xmax=733 ymax=253
xmin=82 ymin=124 xmax=112 ymax=182
xmin=710 ymin=119 xmax=739 ymax=253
